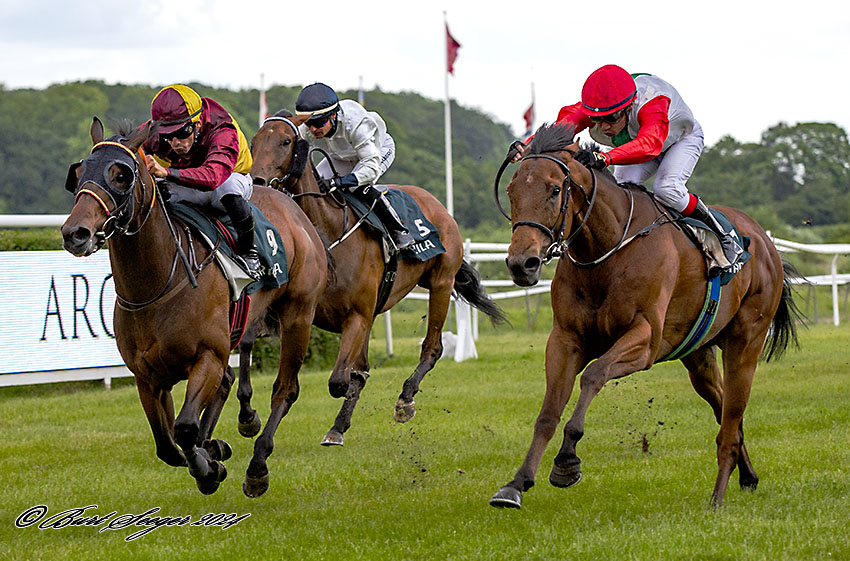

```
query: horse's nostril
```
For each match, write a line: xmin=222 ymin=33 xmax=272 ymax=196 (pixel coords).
xmin=253 ymin=177 xmax=266 ymax=186
xmin=524 ymin=257 xmax=541 ymax=272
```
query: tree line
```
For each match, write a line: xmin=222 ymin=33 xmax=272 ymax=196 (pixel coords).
xmin=1 ymin=81 xmax=849 ymax=241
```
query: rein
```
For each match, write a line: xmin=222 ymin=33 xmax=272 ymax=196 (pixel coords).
xmin=494 ymin=150 xmax=672 ymax=267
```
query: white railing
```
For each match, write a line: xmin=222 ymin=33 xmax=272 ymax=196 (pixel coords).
xmin=3 ymin=216 xmax=849 ymax=387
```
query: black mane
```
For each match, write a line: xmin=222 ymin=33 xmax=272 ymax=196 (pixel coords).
xmin=528 ymin=123 xmax=577 ymax=154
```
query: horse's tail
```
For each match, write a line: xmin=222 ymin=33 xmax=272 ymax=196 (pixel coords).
xmin=763 ymin=259 xmax=806 ymax=362
xmin=453 ymin=260 xmax=510 ymax=326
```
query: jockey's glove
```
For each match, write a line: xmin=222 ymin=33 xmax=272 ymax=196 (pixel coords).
xmin=507 ymin=140 xmax=525 ymax=161
xmin=575 ymin=150 xmax=609 ymax=170
xmin=318 ymin=173 xmax=359 ymax=193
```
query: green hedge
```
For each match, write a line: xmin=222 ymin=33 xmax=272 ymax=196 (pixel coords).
xmin=0 ymin=227 xmax=64 ymax=251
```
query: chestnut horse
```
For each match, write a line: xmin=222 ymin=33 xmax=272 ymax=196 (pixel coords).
xmin=248 ymin=112 xmax=506 ymax=446
xmin=61 ymin=118 xmax=326 ymax=497
xmin=489 ymin=123 xmax=800 ymax=509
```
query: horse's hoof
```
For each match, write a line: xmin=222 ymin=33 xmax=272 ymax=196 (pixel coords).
xmin=489 ymin=486 xmax=523 ymax=508
xmin=549 ymin=462 xmax=582 ymax=488
xmin=243 ymin=473 xmax=270 ymax=498
xmin=320 ymin=430 xmax=344 ymax=446
xmin=238 ymin=411 xmax=262 ymax=437
xmin=203 ymin=439 xmax=232 ymax=461
xmin=739 ymin=474 xmax=759 ymax=491
xmin=196 ymin=461 xmax=227 ymax=495
xmin=393 ymin=400 xmax=416 ymax=423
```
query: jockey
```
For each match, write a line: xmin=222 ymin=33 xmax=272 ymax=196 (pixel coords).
xmin=295 ymin=82 xmax=414 ymax=251
xmin=143 ymin=84 xmax=260 ymax=279
xmin=511 ymin=64 xmax=743 ymax=275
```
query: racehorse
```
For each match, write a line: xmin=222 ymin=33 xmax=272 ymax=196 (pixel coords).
xmin=61 ymin=117 xmax=327 ymax=497
xmin=489 ymin=123 xmax=801 ymax=509
xmin=248 ymin=112 xmax=507 ymax=446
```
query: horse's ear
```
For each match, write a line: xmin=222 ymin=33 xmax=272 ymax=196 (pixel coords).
xmin=127 ymin=122 xmax=151 ymax=151
xmin=91 ymin=117 xmax=104 ymax=145
xmin=291 ymin=114 xmax=310 ymax=126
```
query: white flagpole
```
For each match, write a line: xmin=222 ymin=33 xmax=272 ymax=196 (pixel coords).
xmin=443 ymin=11 xmax=454 ymax=217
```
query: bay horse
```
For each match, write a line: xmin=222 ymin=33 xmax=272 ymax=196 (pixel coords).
xmin=247 ymin=112 xmax=506 ymax=446
xmin=489 ymin=123 xmax=800 ymax=509
xmin=61 ymin=117 xmax=327 ymax=498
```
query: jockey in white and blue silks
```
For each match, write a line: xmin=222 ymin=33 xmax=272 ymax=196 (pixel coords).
xmin=295 ymin=83 xmax=414 ymax=250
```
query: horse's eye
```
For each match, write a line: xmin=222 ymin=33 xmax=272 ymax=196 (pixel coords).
xmin=282 ymin=138 xmax=292 ymax=147
xmin=551 ymin=185 xmax=561 ymax=198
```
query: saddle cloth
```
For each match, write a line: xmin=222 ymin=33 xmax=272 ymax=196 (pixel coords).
xmin=342 ymin=187 xmax=446 ymax=262
xmin=167 ymin=201 xmax=289 ymax=300
xmin=681 ymin=210 xmax=752 ymax=286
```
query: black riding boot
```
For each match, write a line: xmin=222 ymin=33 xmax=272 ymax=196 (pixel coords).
xmin=688 ymin=197 xmax=744 ymax=276
xmin=360 ymin=186 xmax=415 ymax=250
xmin=221 ymin=194 xmax=261 ymax=279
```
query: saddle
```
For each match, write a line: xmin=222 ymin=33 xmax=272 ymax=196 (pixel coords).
xmin=167 ymin=201 xmax=289 ymax=348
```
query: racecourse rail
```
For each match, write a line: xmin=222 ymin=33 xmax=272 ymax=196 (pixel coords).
xmin=2 ymin=214 xmax=849 ymax=388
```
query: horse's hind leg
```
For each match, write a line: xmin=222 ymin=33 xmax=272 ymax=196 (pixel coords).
xmin=681 ymin=347 xmax=758 ymax=492
xmin=174 ymin=351 xmax=228 ymax=495
xmin=243 ymin=306 xmax=313 ymax=498
xmin=321 ymin=335 xmax=371 ymax=446
xmin=236 ymin=322 xmax=263 ymax=438
xmin=136 ymin=379 xmax=186 ymax=467
xmin=197 ymin=365 xmax=235 ymax=462
xmin=394 ymin=278 xmax=451 ymax=423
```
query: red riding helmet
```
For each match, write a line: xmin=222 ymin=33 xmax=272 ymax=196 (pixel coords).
xmin=151 ymin=84 xmax=204 ymax=134
xmin=580 ymin=65 xmax=636 ymax=117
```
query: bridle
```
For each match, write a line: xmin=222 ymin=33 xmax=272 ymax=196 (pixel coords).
xmin=260 ymin=116 xmax=307 ymax=191
xmin=66 ymin=137 xmax=203 ymax=308
xmin=494 ymin=152 xmax=599 ymax=265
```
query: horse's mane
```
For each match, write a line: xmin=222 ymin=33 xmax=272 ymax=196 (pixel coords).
xmin=527 ymin=123 xmax=576 ymax=155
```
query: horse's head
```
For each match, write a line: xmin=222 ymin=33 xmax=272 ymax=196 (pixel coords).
xmin=250 ymin=112 xmax=311 ymax=192
xmin=501 ymin=123 xmax=592 ymax=286
xmin=61 ymin=117 xmax=152 ymax=256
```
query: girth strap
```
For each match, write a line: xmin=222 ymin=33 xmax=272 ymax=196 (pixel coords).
xmin=659 ymin=275 xmax=722 ymax=362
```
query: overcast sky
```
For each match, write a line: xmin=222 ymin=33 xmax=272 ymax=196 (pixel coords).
xmin=2 ymin=0 xmax=849 ymax=147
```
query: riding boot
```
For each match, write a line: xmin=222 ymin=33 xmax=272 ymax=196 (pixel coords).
xmin=221 ymin=194 xmax=261 ymax=279
xmin=688 ymin=197 xmax=744 ymax=276
xmin=360 ymin=186 xmax=415 ymax=251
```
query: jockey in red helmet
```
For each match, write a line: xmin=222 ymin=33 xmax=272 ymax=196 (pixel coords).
xmin=510 ymin=65 xmax=743 ymax=275
xmin=143 ymin=84 xmax=260 ymax=278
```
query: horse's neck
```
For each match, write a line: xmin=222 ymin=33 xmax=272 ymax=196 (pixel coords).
xmin=570 ymin=175 xmax=636 ymax=258
xmin=108 ymin=201 xmax=178 ymax=298
xmin=292 ymin=174 xmax=346 ymax=237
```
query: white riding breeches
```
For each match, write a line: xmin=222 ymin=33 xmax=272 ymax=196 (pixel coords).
xmin=166 ymin=172 xmax=254 ymax=211
xmin=613 ymin=121 xmax=705 ymax=212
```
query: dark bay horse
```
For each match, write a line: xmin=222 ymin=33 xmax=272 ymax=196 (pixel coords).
xmin=61 ymin=117 xmax=327 ymax=497
xmin=489 ymin=123 xmax=800 ymax=509
xmin=248 ymin=112 xmax=506 ymax=446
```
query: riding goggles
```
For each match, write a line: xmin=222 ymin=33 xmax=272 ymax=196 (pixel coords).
xmin=161 ymin=121 xmax=195 ymax=141
xmin=589 ymin=110 xmax=625 ymax=124
xmin=306 ymin=114 xmax=331 ymax=129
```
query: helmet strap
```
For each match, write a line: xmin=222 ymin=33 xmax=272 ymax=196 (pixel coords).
xmin=326 ymin=111 xmax=339 ymax=138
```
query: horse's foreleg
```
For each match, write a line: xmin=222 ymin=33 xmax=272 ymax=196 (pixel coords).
xmin=552 ymin=322 xmax=654 ymax=489
xmin=135 ymin=379 xmax=186 ymax=467
xmin=327 ymin=314 xmax=370 ymax=399
xmin=197 ymin=365 xmax=235 ymax=462
xmin=243 ymin=312 xmax=312 ymax=498
xmin=394 ymin=281 xmax=451 ymax=423
xmin=322 ymin=336 xmax=371 ymax=446
xmin=490 ymin=329 xmax=587 ymax=509
xmin=174 ymin=351 xmax=228 ymax=495
xmin=236 ymin=323 xmax=262 ymax=437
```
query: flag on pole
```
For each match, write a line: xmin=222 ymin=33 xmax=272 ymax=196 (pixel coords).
xmin=446 ymin=24 xmax=461 ymax=75
xmin=523 ymin=101 xmax=535 ymax=137
xmin=259 ymin=74 xmax=269 ymax=126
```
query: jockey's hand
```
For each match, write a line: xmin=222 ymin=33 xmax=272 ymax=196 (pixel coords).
xmin=507 ymin=140 xmax=525 ymax=163
xmin=145 ymin=155 xmax=168 ymax=179
xmin=575 ymin=150 xmax=608 ymax=170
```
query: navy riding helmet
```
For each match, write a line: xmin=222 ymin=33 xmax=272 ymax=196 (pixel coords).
xmin=296 ymin=83 xmax=339 ymax=120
